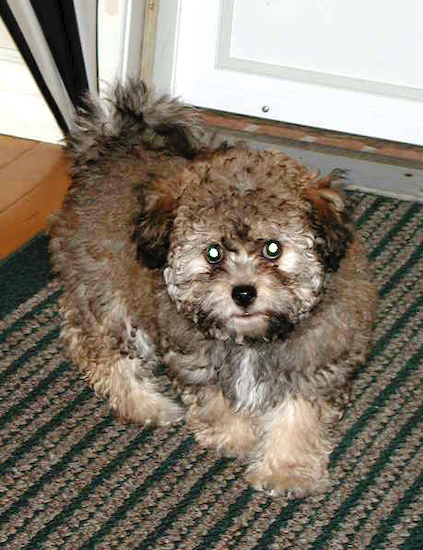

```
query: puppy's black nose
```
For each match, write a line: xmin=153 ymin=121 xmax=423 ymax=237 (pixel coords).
xmin=232 ymin=285 xmax=257 ymax=309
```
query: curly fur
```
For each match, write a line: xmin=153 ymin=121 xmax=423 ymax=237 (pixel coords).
xmin=49 ymin=81 xmax=376 ymax=497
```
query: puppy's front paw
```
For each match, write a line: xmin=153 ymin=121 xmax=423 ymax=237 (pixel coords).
xmin=194 ymin=421 xmax=256 ymax=458
xmin=186 ymin=388 xmax=257 ymax=458
xmin=247 ymin=395 xmax=335 ymax=497
xmin=246 ymin=460 xmax=330 ymax=498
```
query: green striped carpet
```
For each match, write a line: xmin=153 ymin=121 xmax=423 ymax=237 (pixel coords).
xmin=1 ymin=191 xmax=422 ymax=550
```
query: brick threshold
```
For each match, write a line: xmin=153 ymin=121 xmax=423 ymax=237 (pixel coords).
xmin=201 ymin=110 xmax=423 ymax=168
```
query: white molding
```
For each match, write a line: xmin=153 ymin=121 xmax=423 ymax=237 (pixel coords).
xmin=139 ymin=0 xmax=158 ymax=87
xmin=98 ymin=0 xmax=145 ymax=98
xmin=121 ymin=0 xmax=144 ymax=82
xmin=73 ymin=0 xmax=98 ymax=93
xmin=98 ymin=0 xmax=124 ymax=95
xmin=153 ymin=0 xmax=182 ymax=95
xmin=219 ymin=0 xmax=423 ymax=103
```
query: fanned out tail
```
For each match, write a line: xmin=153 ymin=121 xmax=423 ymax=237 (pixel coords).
xmin=66 ymin=80 xmax=213 ymax=170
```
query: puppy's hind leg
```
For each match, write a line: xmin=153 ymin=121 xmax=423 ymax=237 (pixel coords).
xmin=60 ymin=297 xmax=182 ymax=426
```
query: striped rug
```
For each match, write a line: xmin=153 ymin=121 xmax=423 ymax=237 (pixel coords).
xmin=0 ymin=191 xmax=422 ymax=550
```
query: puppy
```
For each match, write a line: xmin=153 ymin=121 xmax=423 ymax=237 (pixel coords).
xmin=49 ymin=81 xmax=376 ymax=496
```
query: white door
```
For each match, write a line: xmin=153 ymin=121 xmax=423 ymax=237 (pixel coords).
xmin=154 ymin=0 xmax=423 ymax=146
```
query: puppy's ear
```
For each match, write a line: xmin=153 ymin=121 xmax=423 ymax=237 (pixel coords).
xmin=133 ymin=192 xmax=176 ymax=269
xmin=302 ymin=170 xmax=353 ymax=272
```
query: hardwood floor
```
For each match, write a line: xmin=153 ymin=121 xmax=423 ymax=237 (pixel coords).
xmin=1 ymin=128 xmax=421 ymax=262
xmin=0 ymin=135 xmax=70 ymax=261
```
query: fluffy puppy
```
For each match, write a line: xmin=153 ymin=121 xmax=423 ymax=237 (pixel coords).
xmin=49 ymin=81 xmax=376 ymax=497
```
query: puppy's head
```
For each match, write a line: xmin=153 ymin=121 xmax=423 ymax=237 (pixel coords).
xmin=137 ymin=148 xmax=352 ymax=342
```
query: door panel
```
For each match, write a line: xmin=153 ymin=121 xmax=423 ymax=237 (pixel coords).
xmin=154 ymin=0 xmax=423 ymax=145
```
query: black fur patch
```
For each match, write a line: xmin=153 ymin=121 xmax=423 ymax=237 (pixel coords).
xmin=267 ymin=313 xmax=295 ymax=341
xmin=133 ymin=211 xmax=173 ymax=269
xmin=308 ymin=210 xmax=353 ymax=272
xmin=155 ymin=123 xmax=198 ymax=159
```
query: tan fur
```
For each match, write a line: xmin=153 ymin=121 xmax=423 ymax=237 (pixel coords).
xmin=185 ymin=388 xmax=257 ymax=458
xmin=246 ymin=396 xmax=335 ymax=497
xmin=49 ymin=82 xmax=376 ymax=497
xmin=58 ymin=292 xmax=181 ymax=425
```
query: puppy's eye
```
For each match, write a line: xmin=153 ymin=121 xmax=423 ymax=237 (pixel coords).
xmin=206 ymin=243 xmax=223 ymax=264
xmin=263 ymin=239 xmax=282 ymax=260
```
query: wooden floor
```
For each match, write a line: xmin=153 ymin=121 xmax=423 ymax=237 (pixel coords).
xmin=1 ymin=129 xmax=421 ymax=263
xmin=0 ymin=135 xmax=70 ymax=261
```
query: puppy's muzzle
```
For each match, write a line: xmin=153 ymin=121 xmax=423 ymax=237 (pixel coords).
xmin=232 ymin=285 xmax=257 ymax=309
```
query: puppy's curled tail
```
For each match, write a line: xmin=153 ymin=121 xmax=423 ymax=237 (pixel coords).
xmin=66 ymin=80 xmax=212 ymax=169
